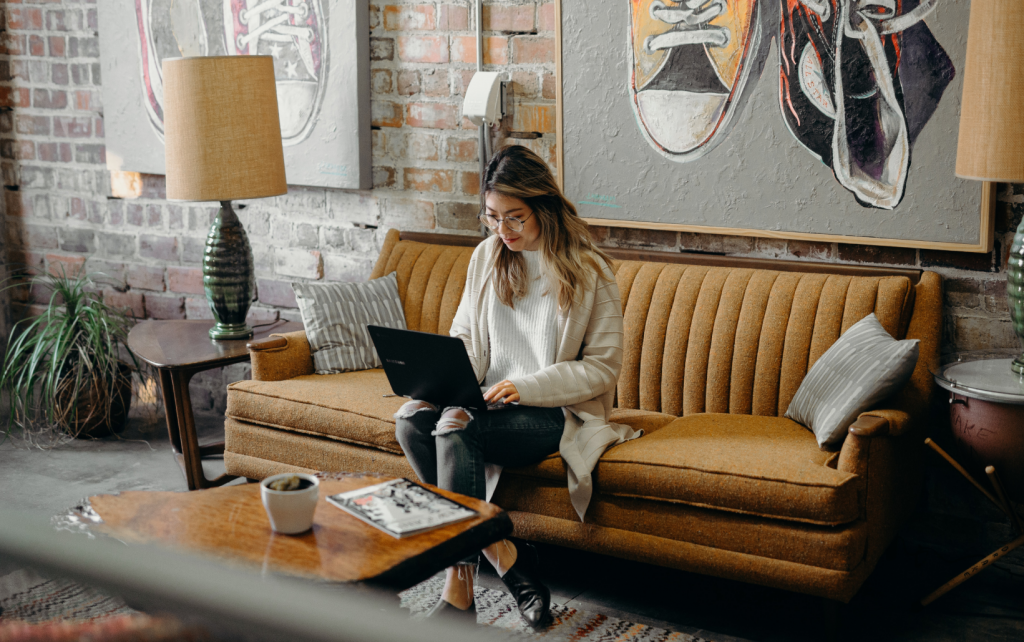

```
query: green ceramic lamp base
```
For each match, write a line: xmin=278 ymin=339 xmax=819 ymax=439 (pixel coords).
xmin=1010 ymin=219 xmax=1024 ymax=374
xmin=208 ymin=321 xmax=253 ymax=341
xmin=204 ymin=200 xmax=256 ymax=342
xmin=1012 ymin=356 xmax=1024 ymax=376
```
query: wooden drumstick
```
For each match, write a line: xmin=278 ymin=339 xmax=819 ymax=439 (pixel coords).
xmin=924 ymin=438 xmax=1000 ymax=507
xmin=921 ymin=533 xmax=1024 ymax=606
xmin=986 ymin=466 xmax=1024 ymax=533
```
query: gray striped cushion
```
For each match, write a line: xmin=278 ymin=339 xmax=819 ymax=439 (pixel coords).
xmin=785 ymin=313 xmax=919 ymax=450
xmin=292 ymin=273 xmax=406 ymax=374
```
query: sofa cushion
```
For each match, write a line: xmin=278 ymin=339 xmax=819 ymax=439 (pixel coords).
xmin=502 ymin=408 xmax=679 ymax=481
xmin=228 ymin=373 xmax=678 ymax=468
xmin=226 ymin=369 xmax=407 ymax=454
xmin=594 ymin=413 xmax=862 ymax=526
xmin=225 ymin=418 xmax=416 ymax=480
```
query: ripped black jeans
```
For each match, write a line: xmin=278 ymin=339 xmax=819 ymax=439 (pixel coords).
xmin=394 ymin=401 xmax=564 ymax=501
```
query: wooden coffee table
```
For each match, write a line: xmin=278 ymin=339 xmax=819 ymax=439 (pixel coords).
xmin=77 ymin=474 xmax=513 ymax=590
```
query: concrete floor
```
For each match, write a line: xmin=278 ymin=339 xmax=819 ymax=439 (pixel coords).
xmin=1 ymin=411 xmax=1023 ymax=641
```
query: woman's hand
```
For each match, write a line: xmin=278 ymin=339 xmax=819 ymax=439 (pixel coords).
xmin=484 ymin=380 xmax=520 ymax=404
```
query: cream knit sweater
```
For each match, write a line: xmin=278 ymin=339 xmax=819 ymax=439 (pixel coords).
xmin=483 ymin=250 xmax=559 ymax=391
xmin=450 ymin=236 xmax=641 ymax=520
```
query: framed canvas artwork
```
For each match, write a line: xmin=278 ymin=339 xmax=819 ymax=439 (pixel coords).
xmin=98 ymin=0 xmax=370 ymax=190
xmin=557 ymin=0 xmax=994 ymax=252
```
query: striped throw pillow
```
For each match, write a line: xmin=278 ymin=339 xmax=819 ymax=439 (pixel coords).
xmin=785 ymin=313 xmax=919 ymax=450
xmin=292 ymin=273 xmax=406 ymax=374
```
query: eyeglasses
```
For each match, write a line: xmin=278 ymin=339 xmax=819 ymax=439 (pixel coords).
xmin=479 ymin=211 xmax=533 ymax=232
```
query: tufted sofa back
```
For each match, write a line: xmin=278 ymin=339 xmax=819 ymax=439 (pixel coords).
xmin=371 ymin=230 xmax=937 ymax=420
xmin=370 ymin=235 xmax=477 ymax=335
xmin=614 ymin=264 xmax=915 ymax=417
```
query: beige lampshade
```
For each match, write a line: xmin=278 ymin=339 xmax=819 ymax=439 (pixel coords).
xmin=955 ymin=0 xmax=1024 ymax=182
xmin=164 ymin=56 xmax=287 ymax=201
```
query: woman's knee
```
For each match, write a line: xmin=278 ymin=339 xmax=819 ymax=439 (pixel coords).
xmin=434 ymin=409 xmax=478 ymax=460
xmin=394 ymin=399 xmax=438 ymax=420
xmin=394 ymin=400 xmax=438 ymax=445
xmin=433 ymin=407 xmax=473 ymax=436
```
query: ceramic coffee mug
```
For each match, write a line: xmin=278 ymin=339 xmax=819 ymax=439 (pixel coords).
xmin=260 ymin=473 xmax=320 ymax=534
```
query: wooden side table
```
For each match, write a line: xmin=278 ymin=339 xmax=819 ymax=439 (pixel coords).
xmin=127 ymin=319 xmax=303 ymax=490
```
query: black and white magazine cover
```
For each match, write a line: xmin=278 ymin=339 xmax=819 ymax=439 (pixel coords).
xmin=326 ymin=478 xmax=478 ymax=538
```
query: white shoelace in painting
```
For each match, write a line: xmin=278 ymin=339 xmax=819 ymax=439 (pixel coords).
xmin=794 ymin=0 xmax=937 ymax=35
xmin=237 ymin=1 xmax=313 ymax=50
xmin=645 ymin=0 xmax=730 ymax=53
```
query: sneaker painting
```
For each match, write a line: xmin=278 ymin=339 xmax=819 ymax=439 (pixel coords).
xmin=629 ymin=0 xmax=774 ymax=162
xmin=224 ymin=0 xmax=328 ymax=145
xmin=106 ymin=0 xmax=370 ymax=188
xmin=779 ymin=0 xmax=950 ymax=209
xmin=133 ymin=0 xmax=213 ymax=140
xmin=132 ymin=0 xmax=327 ymax=147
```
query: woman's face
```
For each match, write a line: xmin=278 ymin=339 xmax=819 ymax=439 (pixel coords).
xmin=485 ymin=192 xmax=542 ymax=252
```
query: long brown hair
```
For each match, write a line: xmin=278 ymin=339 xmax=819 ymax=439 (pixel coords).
xmin=482 ymin=145 xmax=611 ymax=310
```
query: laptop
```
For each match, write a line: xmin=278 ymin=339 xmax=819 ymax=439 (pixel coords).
xmin=367 ymin=325 xmax=509 ymax=411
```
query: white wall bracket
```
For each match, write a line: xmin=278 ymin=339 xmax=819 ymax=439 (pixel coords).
xmin=463 ymin=72 xmax=505 ymax=127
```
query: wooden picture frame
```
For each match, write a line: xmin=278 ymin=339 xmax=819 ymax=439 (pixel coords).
xmin=553 ymin=0 xmax=996 ymax=253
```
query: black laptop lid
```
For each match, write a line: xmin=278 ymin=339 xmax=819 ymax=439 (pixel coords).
xmin=367 ymin=325 xmax=488 ymax=410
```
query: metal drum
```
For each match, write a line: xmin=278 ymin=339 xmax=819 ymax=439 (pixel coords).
xmin=935 ymin=357 xmax=1024 ymax=497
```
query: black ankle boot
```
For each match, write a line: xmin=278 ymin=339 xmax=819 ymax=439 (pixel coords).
xmin=500 ymin=543 xmax=552 ymax=630
xmin=425 ymin=598 xmax=477 ymax=625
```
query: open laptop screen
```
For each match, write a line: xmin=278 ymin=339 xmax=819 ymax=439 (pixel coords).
xmin=367 ymin=326 xmax=490 ymax=411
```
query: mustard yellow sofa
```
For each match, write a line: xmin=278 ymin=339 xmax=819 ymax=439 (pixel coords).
xmin=224 ymin=229 xmax=942 ymax=603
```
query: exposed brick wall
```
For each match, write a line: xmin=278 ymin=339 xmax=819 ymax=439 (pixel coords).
xmin=1 ymin=1 xmax=1022 ymax=567
xmin=370 ymin=0 xmax=557 ymax=221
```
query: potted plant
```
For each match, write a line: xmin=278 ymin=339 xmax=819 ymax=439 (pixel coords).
xmin=1 ymin=267 xmax=145 ymax=438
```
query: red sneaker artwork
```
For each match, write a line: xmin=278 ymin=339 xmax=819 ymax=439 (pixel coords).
xmin=132 ymin=0 xmax=327 ymax=146
xmin=224 ymin=0 xmax=327 ymax=144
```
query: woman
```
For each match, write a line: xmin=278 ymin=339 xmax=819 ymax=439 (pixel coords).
xmin=394 ymin=145 xmax=640 ymax=629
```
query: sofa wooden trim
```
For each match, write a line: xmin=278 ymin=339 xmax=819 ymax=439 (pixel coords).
xmin=248 ymin=337 xmax=288 ymax=351
xmin=397 ymin=231 xmax=924 ymax=283
xmin=848 ymin=415 xmax=889 ymax=438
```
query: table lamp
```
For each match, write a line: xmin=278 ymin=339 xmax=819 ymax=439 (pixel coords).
xmin=163 ymin=55 xmax=287 ymax=340
xmin=954 ymin=0 xmax=1024 ymax=373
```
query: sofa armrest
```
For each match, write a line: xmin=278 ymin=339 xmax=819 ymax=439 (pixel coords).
xmin=247 ymin=331 xmax=315 ymax=382
xmin=848 ymin=415 xmax=889 ymax=437
xmin=248 ymin=336 xmax=289 ymax=351
xmin=849 ymin=408 xmax=913 ymax=438
xmin=838 ymin=409 xmax=914 ymax=476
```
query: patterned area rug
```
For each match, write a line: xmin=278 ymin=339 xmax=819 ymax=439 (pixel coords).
xmin=400 ymin=575 xmax=713 ymax=641
xmin=1 ymin=550 xmax=712 ymax=641
xmin=0 ymin=569 xmax=206 ymax=641
xmin=0 ymin=569 xmax=134 ymax=623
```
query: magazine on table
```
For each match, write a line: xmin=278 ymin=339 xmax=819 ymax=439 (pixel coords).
xmin=326 ymin=478 xmax=478 ymax=538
